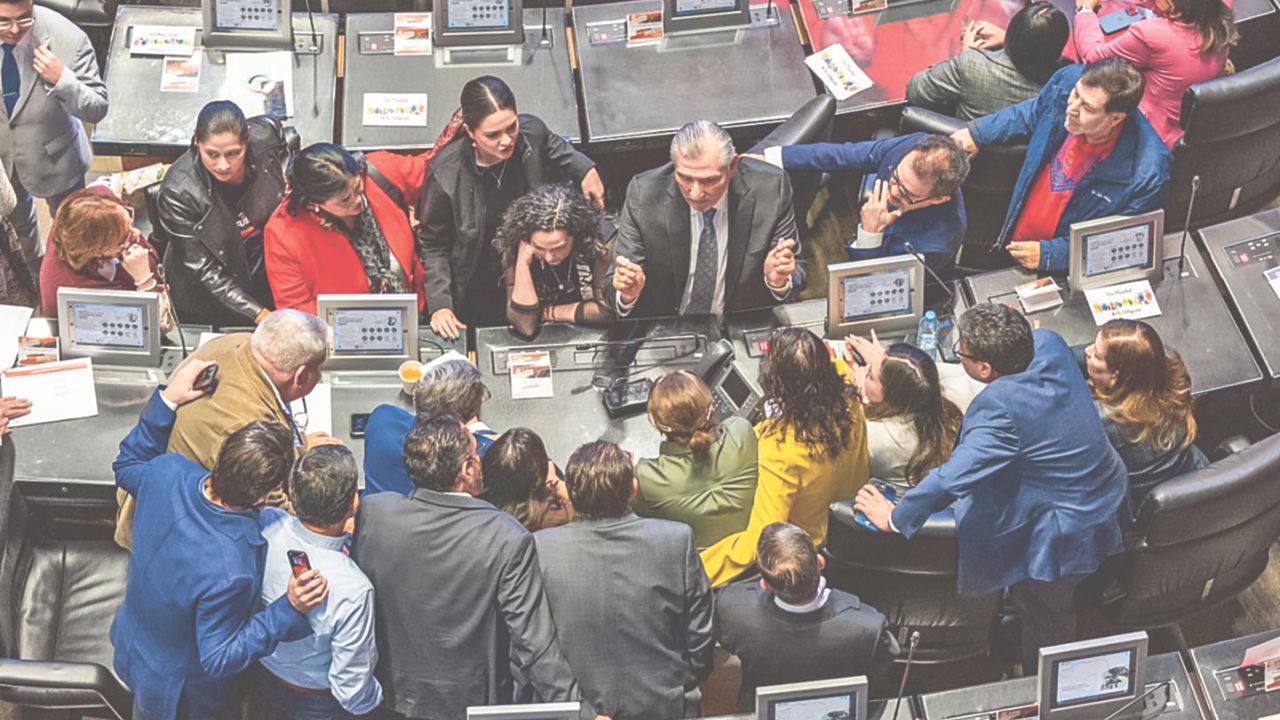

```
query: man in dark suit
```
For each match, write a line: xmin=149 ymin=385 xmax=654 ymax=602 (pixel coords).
xmin=856 ymin=303 xmax=1128 ymax=671
xmin=535 ymin=440 xmax=715 ymax=719
xmin=716 ymin=523 xmax=900 ymax=711
xmin=354 ymin=416 xmax=597 ymax=720
xmin=606 ymin=120 xmax=805 ymax=318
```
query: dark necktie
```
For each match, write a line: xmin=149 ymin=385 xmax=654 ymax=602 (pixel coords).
xmin=1 ymin=44 xmax=17 ymax=117
xmin=686 ymin=208 xmax=719 ymax=315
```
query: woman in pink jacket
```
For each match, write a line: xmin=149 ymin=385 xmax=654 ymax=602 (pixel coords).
xmin=1074 ymin=0 xmax=1236 ymax=147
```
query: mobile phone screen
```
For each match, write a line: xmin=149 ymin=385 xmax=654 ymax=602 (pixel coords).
xmin=287 ymin=550 xmax=311 ymax=579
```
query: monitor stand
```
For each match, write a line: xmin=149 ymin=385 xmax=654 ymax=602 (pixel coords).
xmin=659 ymin=27 xmax=744 ymax=51
xmin=436 ymin=44 xmax=522 ymax=67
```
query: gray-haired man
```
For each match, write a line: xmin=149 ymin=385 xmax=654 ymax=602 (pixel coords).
xmin=606 ymin=120 xmax=805 ymax=318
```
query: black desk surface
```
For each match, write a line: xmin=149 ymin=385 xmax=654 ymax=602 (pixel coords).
xmin=93 ymin=7 xmax=339 ymax=156
xmin=960 ymin=240 xmax=1262 ymax=399
xmin=571 ymin=0 xmax=815 ymax=149
xmin=340 ymin=11 xmax=581 ymax=150
xmin=1190 ymin=628 xmax=1280 ymax=720
xmin=475 ymin=317 xmax=721 ymax=462
xmin=918 ymin=651 xmax=1200 ymax=720
xmin=1197 ymin=208 xmax=1280 ymax=385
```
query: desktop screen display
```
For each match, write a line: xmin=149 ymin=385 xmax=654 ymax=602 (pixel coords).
xmin=674 ymin=0 xmax=740 ymax=15
xmin=720 ymin=365 xmax=753 ymax=408
xmin=331 ymin=308 xmax=407 ymax=356
xmin=768 ymin=692 xmax=857 ymax=720
xmin=1084 ymin=223 xmax=1155 ymax=278
xmin=841 ymin=267 xmax=912 ymax=322
xmin=1051 ymin=649 xmax=1135 ymax=709
xmin=213 ymin=0 xmax=280 ymax=31
xmin=446 ymin=0 xmax=512 ymax=30
xmin=69 ymin=302 xmax=147 ymax=350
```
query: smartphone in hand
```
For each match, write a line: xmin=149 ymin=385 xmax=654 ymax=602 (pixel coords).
xmin=287 ymin=549 xmax=312 ymax=579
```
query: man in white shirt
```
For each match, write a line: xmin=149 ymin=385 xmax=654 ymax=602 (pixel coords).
xmin=606 ymin=120 xmax=805 ymax=319
xmin=256 ymin=445 xmax=383 ymax=720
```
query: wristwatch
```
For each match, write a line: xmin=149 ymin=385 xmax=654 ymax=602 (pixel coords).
xmin=1076 ymin=5 xmax=1095 ymax=11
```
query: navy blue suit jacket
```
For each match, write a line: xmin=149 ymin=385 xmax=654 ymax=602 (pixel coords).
xmin=111 ymin=391 xmax=309 ymax=720
xmin=363 ymin=404 xmax=496 ymax=496
xmin=891 ymin=331 xmax=1128 ymax=595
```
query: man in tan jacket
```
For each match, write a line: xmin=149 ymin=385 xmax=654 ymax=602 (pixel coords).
xmin=115 ymin=310 xmax=334 ymax=548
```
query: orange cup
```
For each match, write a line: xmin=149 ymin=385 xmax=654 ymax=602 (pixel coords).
xmin=399 ymin=361 xmax=423 ymax=394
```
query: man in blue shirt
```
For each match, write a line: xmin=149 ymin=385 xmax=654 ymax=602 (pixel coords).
xmin=256 ymin=444 xmax=383 ymax=719
xmin=112 ymin=358 xmax=330 ymax=720
xmin=363 ymin=356 xmax=497 ymax=496
xmin=760 ymin=133 xmax=970 ymax=273
xmin=856 ymin=304 xmax=1128 ymax=672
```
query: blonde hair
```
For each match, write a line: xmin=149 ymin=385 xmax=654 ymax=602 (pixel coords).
xmin=648 ymin=371 xmax=719 ymax=456
xmin=1093 ymin=320 xmax=1197 ymax=453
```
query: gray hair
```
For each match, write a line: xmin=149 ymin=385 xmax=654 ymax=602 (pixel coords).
xmin=250 ymin=309 xmax=328 ymax=374
xmin=670 ymin=120 xmax=735 ymax=168
xmin=413 ymin=359 xmax=487 ymax=421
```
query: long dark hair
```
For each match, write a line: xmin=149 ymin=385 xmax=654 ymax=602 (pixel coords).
xmin=284 ymin=143 xmax=365 ymax=216
xmin=193 ymin=100 xmax=249 ymax=145
xmin=1004 ymin=2 xmax=1069 ymax=85
xmin=431 ymin=75 xmax=519 ymax=152
xmin=1092 ymin=320 xmax=1197 ymax=452
xmin=758 ymin=328 xmax=859 ymax=462
xmin=865 ymin=344 xmax=964 ymax=486
xmin=481 ymin=428 xmax=569 ymax=532
xmin=493 ymin=184 xmax=605 ymax=269
xmin=1168 ymin=0 xmax=1237 ymax=55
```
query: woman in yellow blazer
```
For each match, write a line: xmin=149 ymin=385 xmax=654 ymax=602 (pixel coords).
xmin=701 ymin=328 xmax=871 ymax=587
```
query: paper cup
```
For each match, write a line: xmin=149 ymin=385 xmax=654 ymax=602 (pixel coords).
xmin=399 ymin=361 xmax=423 ymax=395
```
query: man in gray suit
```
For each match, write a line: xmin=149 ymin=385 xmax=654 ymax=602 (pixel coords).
xmin=535 ymin=440 xmax=715 ymax=719
xmin=353 ymin=416 xmax=600 ymax=720
xmin=0 ymin=0 xmax=108 ymax=282
xmin=606 ymin=120 xmax=805 ymax=319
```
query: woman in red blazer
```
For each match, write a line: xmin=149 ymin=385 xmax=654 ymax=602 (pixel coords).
xmin=264 ymin=144 xmax=429 ymax=315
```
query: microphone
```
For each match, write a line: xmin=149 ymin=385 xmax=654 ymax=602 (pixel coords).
xmin=903 ymin=241 xmax=955 ymax=304
xmin=539 ymin=4 xmax=552 ymax=48
xmin=890 ymin=630 xmax=921 ymax=720
xmin=1176 ymin=175 xmax=1201 ymax=278
xmin=1099 ymin=679 xmax=1172 ymax=720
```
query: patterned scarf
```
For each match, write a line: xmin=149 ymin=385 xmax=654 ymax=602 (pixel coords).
xmin=337 ymin=200 xmax=409 ymax=294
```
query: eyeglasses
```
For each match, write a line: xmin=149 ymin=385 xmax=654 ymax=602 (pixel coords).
xmin=0 ymin=18 xmax=35 ymax=31
xmin=890 ymin=164 xmax=928 ymax=207
xmin=951 ymin=335 xmax=975 ymax=361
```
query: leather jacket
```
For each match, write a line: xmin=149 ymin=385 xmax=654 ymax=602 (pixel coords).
xmin=157 ymin=116 xmax=289 ymax=327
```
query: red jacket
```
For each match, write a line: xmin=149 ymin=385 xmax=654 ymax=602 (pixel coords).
xmin=264 ymin=151 xmax=429 ymax=315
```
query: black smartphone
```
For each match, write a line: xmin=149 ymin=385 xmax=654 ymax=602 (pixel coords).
xmin=193 ymin=363 xmax=219 ymax=394
xmin=287 ymin=550 xmax=312 ymax=579
xmin=350 ymin=412 xmax=370 ymax=438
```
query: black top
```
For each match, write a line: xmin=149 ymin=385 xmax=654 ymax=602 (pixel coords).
xmin=462 ymin=151 xmax=527 ymax=328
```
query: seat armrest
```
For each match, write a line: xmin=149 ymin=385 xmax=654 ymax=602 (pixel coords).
xmin=747 ymin=95 xmax=837 ymax=153
xmin=900 ymin=106 xmax=966 ymax=136
xmin=0 ymin=659 xmax=131 ymax=720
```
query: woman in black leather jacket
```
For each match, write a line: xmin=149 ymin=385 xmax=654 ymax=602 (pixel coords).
xmin=156 ymin=101 xmax=290 ymax=328
xmin=418 ymin=75 xmax=602 ymax=339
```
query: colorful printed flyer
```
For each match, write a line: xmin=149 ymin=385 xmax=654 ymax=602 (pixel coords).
xmin=626 ymin=11 xmax=663 ymax=46
xmin=362 ymin=93 xmax=428 ymax=127
xmin=160 ymin=49 xmax=203 ymax=93
xmin=1015 ymin=276 xmax=1064 ymax=314
xmin=130 ymin=25 xmax=196 ymax=57
xmin=509 ymin=351 xmax=553 ymax=399
xmin=1084 ymin=280 xmax=1161 ymax=325
xmin=804 ymin=43 xmax=873 ymax=101
xmin=393 ymin=13 xmax=433 ymax=56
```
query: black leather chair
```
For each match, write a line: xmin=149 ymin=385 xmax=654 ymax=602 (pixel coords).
xmin=1164 ymin=56 xmax=1280 ymax=231
xmin=823 ymin=501 xmax=1002 ymax=665
xmin=747 ymin=94 xmax=839 ymax=242
xmin=1092 ymin=431 xmax=1280 ymax=647
xmin=0 ymin=440 xmax=132 ymax=720
xmin=899 ymin=106 xmax=1026 ymax=271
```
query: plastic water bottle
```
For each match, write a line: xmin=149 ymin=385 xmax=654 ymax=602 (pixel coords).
xmin=917 ymin=310 xmax=939 ymax=361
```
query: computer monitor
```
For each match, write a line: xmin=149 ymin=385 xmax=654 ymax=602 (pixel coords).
xmin=1037 ymin=632 xmax=1149 ymax=720
xmin=316 ymin=294 xmax=418 ymax=370
xmin=433 ymin=0 xmax=524 ymax=48
xmin=662 ymin=0 xmax=750 ymax=36
xmin=1067 ymin=210 xmax=1165 ymax=291
xmin=825 ymin=255 xmax=924 ymax=339
xmin=466 ymin=703 xmax=581 ymax=720
xmin=756 ymin=676 xmax=869 ymax=720
xmin=202 ymin=0 xmax=294 ymax=52
xmin=56 ymin=288 xmax=162 ymax=367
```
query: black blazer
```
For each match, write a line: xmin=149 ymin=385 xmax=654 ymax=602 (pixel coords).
xmin=604 ymin=158 xmax=804 ymax=318
xmin=353 ymin=489 xmax=590 ymax=719
xmin=715 ymin=583 xmax=900 ymax=711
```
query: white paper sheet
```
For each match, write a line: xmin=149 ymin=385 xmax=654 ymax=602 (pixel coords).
xmin=1084 ymin=280 xmax=1161 ymax=325
xmin=804 ymin=43 xmax=873 ymax=101
xmin=0 ymin=358 xmax=98 ymax=427
xmin=0 ymin=304 xmax=33 ymax=370
xmin=226 ymin=50 xmax=294 ymax=118
xmin=509 ymin=350 xmax=553 ymax=399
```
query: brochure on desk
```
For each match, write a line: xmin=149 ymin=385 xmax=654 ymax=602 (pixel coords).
xmin=0 ymin=358 xmax=98 ymax=428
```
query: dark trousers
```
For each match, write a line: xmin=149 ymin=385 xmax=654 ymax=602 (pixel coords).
xmin=1008 ymin=572 xmax=1088 ymax=673
xmin=252 ymin=665 xmax=354 ymax=720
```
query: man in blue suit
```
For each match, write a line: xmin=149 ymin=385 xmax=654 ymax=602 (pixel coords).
xmin=112 ymin=358 xmax=330 ymax=720
xmin=856 ymin=303 xmax=1128 ymax=671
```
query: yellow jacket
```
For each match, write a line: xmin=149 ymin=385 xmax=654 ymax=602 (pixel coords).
xmin=700 ymin=395 xmax=870 ymax=588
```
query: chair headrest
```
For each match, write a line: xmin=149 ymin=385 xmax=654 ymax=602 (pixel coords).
xmin=746 ymin=95 xmax=837 ymax=154
xmin=1181 ymin=57 xmax=1280 ymax=145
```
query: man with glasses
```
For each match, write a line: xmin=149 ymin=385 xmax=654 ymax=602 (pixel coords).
xmin=0 ymin=0 xmax=108 ymax=288
xmin=758 ymin=133 xmax=970 ymax=273
xmin=855 ymin=303 xmax=1128 ymax=674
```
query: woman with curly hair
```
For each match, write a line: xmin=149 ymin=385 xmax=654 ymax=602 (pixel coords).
xmin=1086 ymin=319 xmax=1207 ymax=506
xmin=481 ymin=427 xmax=573 ymax=532
xmin=700 ymin=327 xmax=870 ymax=587
xmin=494 ymin=183 xmax=613 ymax=338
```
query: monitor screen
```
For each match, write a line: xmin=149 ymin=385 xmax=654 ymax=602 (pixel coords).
xmin=720 ymin=366 xmax=753 ymax=408
xmin=69 ymin=302 xmax=147 ymax=350
xmin=1051 ymin=649 xmax=1136 ymax=709
xmin=841 ymin=267 xmax=913 ymax=322
xmin=213 ymin=0 xmax=280 ymax=31
xmin=446 ymin=0 xmax=512 ymax=30
xmin=768 ymin=692 xmax=858 ymax=720
xmin=331 ymin=307 xmax=407 ymax=356
xmin=674 ymin=0 xmax=740 ymax=15
xmin=1084 ymin=223 xmax=1155 ymax=278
